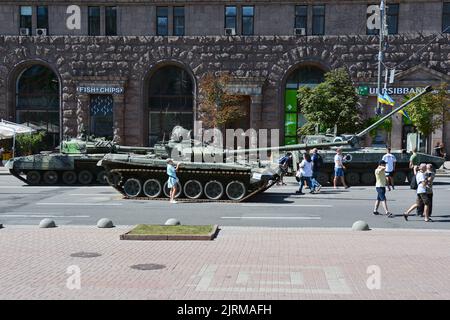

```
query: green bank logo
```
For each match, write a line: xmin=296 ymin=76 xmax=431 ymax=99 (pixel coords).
xmin=357 ymin=86 xmax=369 ymax=96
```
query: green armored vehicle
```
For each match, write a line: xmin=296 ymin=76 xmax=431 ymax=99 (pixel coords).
xmin=98 ymin=86 xmax=434 ymax=201
xmin=6 ymin=135 xmax=152 ymax=186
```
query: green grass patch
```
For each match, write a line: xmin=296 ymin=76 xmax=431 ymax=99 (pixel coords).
xmin=128 ymin=224 xmax=214 ymax=236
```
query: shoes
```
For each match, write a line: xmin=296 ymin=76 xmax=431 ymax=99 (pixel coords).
xmin=373 ymin=211 xmax=380 ymax=215
xmin=392 ymin=186 xmax=395 ymax=190
xmin=425 ymin=218 xmax=434 ymax=222
xmin=317 ymin=186 xmax=322 ymax=192
xmin=403 ymin=212 xmax=408 ymax=221
xmin=344 ymin=186 xmax=350 ymax=189
xmin=295 ymin=191 xmax=305 ymax=195
xmin=170 ymin=200 xmax=178 ymax=204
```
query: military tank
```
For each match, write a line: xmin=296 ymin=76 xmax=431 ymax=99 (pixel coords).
xmin=6 ymin=134 xmax=153 ymax=186
xmin=98 ymin=86 xmax=435 ymax=201
xmin=298 ymin=88 xmax=445 ymax=186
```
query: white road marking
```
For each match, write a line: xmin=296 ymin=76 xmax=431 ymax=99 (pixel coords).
xmin=221 ymin=216 xmax=321 ymax=220
xmin=240 ymin=204 xmax=332 ymax=208
xmin=37 ymin=202 xmax=122 ymax=206
xmin=0 ymin=214 xmax=90 ymax=218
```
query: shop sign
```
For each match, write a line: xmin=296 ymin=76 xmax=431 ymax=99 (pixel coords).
xmin=77 ymin=86 xmax=124 ymax=94
xmin=358 ymin=86 xmax=430 ymax=96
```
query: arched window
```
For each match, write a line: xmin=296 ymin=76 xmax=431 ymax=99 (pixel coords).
xmin=148 ymin=65 xmax=194 ymax=146
xmin=284 ymin=65 xmax=325 ymax=144
xmin=16 ymin=65 xmax=60 ymax=147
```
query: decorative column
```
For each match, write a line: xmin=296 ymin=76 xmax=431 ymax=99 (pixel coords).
xmin=76 ymin=95 xmax=89 ymax=137
xmin=113 ymin=95 xmax=125 ymax=144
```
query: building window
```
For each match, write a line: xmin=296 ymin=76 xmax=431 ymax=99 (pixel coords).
xmin=89 ymin=95 xmax=114 ymax=140
xmin=16 ymin=65 xmax=60 ymax=148
xmin=295 ymin=5 xmax=307 ymax=32
xmin=173 ymin=7 xmax=185 ymax=36
xmin=36 ymin=6 xmax=48 ymax=30
xmin=19 ymin=6 xmax=32 ymax=32
xmin=157 ymin=7 xmax=169 ymax=36
xmin=312 ymin=5 xmax=325 ymax=35
xmin=242 ymin=6 xmax=254 ymax=35
xmin=386 ymin=4 xmax=399 ymax=35
xmin=284 ymin=66 xmax=325 ymax=145
xmin=443 ymin=2 xmax=450 ymax=33
xmin=225 ymin=6 xmax=237 ymax=30
xmin=105 ymin=6 xmax=117 ymax=36
xmin=88 ymin=7 xmax=100 ymax=36
xmin=147 ymin=66 xmax=194 ymax=146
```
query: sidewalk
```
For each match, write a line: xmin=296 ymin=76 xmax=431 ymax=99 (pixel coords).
xmin=1 ymin=225 xmax=450 ymax=300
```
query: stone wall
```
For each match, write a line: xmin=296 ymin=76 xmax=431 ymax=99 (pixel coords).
xmin=0 ymin=34 xmax=449 ymax=145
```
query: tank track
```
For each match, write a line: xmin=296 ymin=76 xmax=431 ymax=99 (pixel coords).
xmin=108 ymin=168 xmax=277 ymax=203
xmin=9 ymin=169 xmax=108 ymax=186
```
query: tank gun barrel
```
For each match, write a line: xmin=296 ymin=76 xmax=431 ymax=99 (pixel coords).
xmin=115 ymin=145 xmax=155 ymax=153
xmin=226 ymin=140 xmax=350 ymax=155
xmin=355 ymin=85 xmax=433 ymax=139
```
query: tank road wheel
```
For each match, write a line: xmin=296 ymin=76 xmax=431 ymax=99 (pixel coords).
xmin=226 ymin=181 xmax=247 ymax=201
xmin=43 ymin=171 xmax=58 ymax=185
xmin=316 ymin=172 xmax=329 ymax=186
xmin=183 ymin=180 xmax=203 ymax=199
xmin=78 ymin=170 xmax=93 ymax=185
xmin=163 ymin=181 xmax=182 ymax=198
xmin=62 ymin=171 xmax=77 ymax=185
xmin=361 ymin=172 xmax=376 ymax=185
xmin=204 ymin=181 xmax=224 ymax=200
xmin=26 ymin=171 xmax=41 ymax=185
xmin=393 ymin=171 xmax=407 ymax=185
xmin=123 ymin=178 xmax=142 ymax=198
xmin=143 ymin=179 xmax=162 ymax=198
xmin=97 ymin=170 xmax=108 ymax=184
xmin=345 ymin=172 xmax=360 ymax=186
xmin=106 ymin=172 xmax=121 ymax=186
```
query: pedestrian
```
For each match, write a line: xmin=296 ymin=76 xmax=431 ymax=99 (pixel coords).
xmin=296 ymin=153 xmax=314 ymax=195
xmin=417 ymin=164 xmax=435 ymax=217
xmin=333 ymin=148 xmax=349 ymax=189
xmin=373 ymin=160 xmax=393 ymax=217
xmin=311 ymin=148 xmax=322 ymax=193
xmin=403 ymin=163 xmax=432 ymax=222
xmin=277 ymin=152 xmax=292 ymax=186
xmin=409 ymin=148 xmax=419 ymax=189
xmin=382 ymin=147 xmax=397 ymax=191
xmin=439 ymin=143 xmax=447 ymax=159
xmin=0 ymin=147 xmax=4 ymax=167
xmin=166 ymin=158 xmax=181 ymax=204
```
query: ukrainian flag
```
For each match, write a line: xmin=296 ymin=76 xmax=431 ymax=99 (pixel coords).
xmin=398 ymin=109 xmax=411 ymax=121
xmin=383 ymin=93 xmax=395 ymax=106
xmin=377 ymin=94 xmax=388 ymax=105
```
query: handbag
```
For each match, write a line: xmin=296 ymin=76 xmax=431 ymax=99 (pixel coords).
xmin=410 ymin=176 xmax=418 ymax=190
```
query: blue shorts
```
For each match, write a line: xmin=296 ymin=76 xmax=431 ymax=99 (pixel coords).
xmin=385 ymin=171 xmax=394 ymax=177
xmin=334 ymin=168 xmax=344 ymax=177
xmin=376 ymin=187 xmax=386 ymax=201
xmin=167 ymin=177 xmax=178 ymax=188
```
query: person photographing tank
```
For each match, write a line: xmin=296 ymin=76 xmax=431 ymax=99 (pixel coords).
xmin=166 ymin=159 xmax=181 ymax=204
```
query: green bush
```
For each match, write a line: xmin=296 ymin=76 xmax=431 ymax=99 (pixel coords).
xmin=15 ymin=131 xmax=46 ymax=156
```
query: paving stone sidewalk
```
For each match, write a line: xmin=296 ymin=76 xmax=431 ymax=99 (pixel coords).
xmin=1 ymin=225 xmax=450 ymax=300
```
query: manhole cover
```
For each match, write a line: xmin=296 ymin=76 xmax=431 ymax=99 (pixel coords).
xmin=70 ymin=252 xmax=102 ymax=258
xmin=130 ymin=264 xmax=166 ymax=271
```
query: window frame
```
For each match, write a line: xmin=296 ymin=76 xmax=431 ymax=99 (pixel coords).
xmin=156 ymin=6 xmax=169 ymax=36
xmin=386 ymin=3 xmax=399 ymax=35
xmin=224 ymin=5 xmax=237 ymax=30
xmin=312 ymin=5 xmax=325 ymax=36
xmin=443 ymin=2 xmax=450 ymax=33
xmin=241 ymin=5 xmax=255 ymax=36
xmin=88 ymin=6 xmax=101 ymax=36
xmin=105 ymin=6 xmax=118 ymax=36
xmin=19 ymin=6 xmax=32 ymax=31
xmin=173 ymin=6 xmax=185 ymax=36
xmin=294 ymin=5 xmax=308 ymax=32
xmin=36 ymin=6 xmax=48 ymax=30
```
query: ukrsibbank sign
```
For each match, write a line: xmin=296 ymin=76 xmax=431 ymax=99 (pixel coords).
xmin=358 ymin=86 xmax=428 ymax=96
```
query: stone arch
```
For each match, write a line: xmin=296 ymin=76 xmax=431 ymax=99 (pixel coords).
xmin=6 ymin=58 xmax=63 ymax=144
xmin=141 ymin=60 xmax=197 ymax=146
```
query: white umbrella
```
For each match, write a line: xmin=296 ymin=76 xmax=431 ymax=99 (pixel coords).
xmin=0 ymin=119 xmax=36 ymax=158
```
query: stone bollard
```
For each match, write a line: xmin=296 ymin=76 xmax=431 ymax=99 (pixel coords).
xmin=352 ymin=220 xmax=370 ymax=231
xmin=97 ymin=218 xmax=114 ymax=228
xmin=165 ymin=218 xmax=181 ymax=226
xmin=39 ymin=219 xmax=56 ymax=228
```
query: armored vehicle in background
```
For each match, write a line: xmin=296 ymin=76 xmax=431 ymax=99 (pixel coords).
xmin=6 ymin=136 xmax=152 ymax=186
xmin=99 ymin=86 xmax=435 ymax=201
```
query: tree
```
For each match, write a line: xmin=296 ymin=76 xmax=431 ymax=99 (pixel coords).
xmin=403 ymin=83 xmax=450 ymax=137
xmin=15 ymin=131 xmax=46 ymax=156
xmin=197 ymin=73 xmax=246 ymax=130
xmin=297 ymin=68 xmax=363 ymax=135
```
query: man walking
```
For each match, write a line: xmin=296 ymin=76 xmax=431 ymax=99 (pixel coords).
xmin=403 ymin=163 xmax=432 ymax=222
xmin=333 ymin=148 xmax=349 ymax=189
xmin=373 ymin=160 xmax=393 ymax=217
xmin=417 ymin=164 xmax=435 ymax=217
xmin=311 ymin=148 xmax=322 ymax=192
xmin=277 ymin=152 xmax=292 ymax=186
xmin=382 ymin=147 xmax=397 ymax=191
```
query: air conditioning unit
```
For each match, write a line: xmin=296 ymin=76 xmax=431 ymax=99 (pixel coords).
xmin=19 ymin=28 xmax=30 ymax=36
xmin=294 ymin=28 xmax=306 ymax=36
xmin=36 ymin=28 xmax=47 ymax=36
xmin=225 ymin=28 xmax=236 ymax=36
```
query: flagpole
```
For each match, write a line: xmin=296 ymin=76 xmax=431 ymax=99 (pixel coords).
xmin=376 ymin=0 xmax=385 ymax=115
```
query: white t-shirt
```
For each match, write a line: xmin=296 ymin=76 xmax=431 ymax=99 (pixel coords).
xmin=299 ymin=160 xmax=313 ymax=177
xmin=416 ymin=172 xmax=427 ymax=194
xmin=334 ymin=154 xmax=343 ymax=169
xmin=382 ymin=153 xmax=397 ymax=172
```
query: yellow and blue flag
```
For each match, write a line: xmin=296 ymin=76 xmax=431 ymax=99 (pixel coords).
xmin=377 ymin=94 xmax=388 ymax=105
xmin=383 ymin=93 xmax=395 ymax=106
xmin=398 ymin=109 xmax=411 ymax=121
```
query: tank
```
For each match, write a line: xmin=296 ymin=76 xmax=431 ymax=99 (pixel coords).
xmin=298 ymin=87 xmax=445 ymax=186
xmin=98 ymin=86 xmax=435 ymax=201
xmin=5 ymin=133 xmax=153 ymax=186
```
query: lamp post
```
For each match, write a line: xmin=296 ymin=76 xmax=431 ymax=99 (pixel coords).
xmin=376 ymin=0 xmax=386 ymax=116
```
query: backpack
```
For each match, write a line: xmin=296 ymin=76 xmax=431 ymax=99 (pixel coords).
xmin=313 ymin=154 xmax=323 ymax=169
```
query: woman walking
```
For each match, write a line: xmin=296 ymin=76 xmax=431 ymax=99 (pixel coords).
xmin=296 ymin=153 xmax=314 ymax=195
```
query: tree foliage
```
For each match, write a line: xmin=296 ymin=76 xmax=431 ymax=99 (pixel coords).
xmin=363 ymin=115 xmax=392 ymax=139
xmin=403 ymin=83 xmax=450 ymax=137
xmin=198 ymin=73 xmax=246 ymax=129
xmin=297 ymin=68 xmax=363 ymax=135
xmin=15 ymin=131 xmax=46 ymax=156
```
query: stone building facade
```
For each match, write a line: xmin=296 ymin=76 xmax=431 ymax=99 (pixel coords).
xmin=0 ymin=0 xmax=449 ymax=153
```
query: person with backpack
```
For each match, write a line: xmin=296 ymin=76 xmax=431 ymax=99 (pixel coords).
xmin=310 ymin=148 xmax=322 ymax=192
xmin=277 ymin=152 xmax=292 ymax=186
xmin=296 ymin=153 xmax=314 ymax=195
